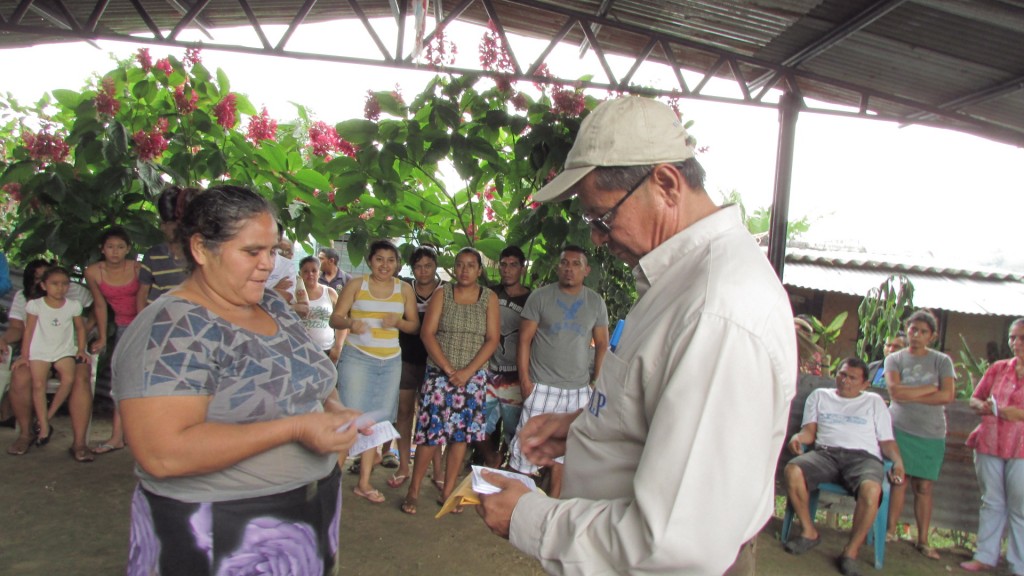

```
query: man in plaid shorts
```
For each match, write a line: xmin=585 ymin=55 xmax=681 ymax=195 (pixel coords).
xmin=507 ymin=245 xmax=609 ymax=497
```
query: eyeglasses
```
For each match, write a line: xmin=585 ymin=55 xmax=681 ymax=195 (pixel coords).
xmin=582 ymin=169 xmax=652 ymax=235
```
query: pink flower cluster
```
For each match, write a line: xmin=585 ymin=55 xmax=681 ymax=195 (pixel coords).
xmin=308 ymin=121 xmax=356 ymax=159
xmin=23 ymin=129 xmax=70 ymax=164
xmin=423 ymin=27 xmax=458 ymax=69
xmin=551 ymin=88 xmax=585 ymax=117
xmin=358 ymin=207 xmax=375 ymax=220
xmin=184 ymin=47 xmax=202 ymax=68
xmin=137 ymin=48 xmax=153 ymax=72
xmin=480 ymin=20 xmax=515 ymax=92
xmin=133 ymin=118 xmax=169 ymax=162
xmin=173 ymin=84 xmax=198 ymax=114
xmin=2 ymin=182 xmax=22 ymax=202
xmin=246 ymin=107 xmax=278 ymax=144
xmin=154 ymin=58 xmax=173 ymax=77
xmin=213 ymin=94 xmax=237 ymax=129
xmin=364 ymin=91 xmax=381 ymax=121
xmin=95 ymin=77 xmax=121 ymax=117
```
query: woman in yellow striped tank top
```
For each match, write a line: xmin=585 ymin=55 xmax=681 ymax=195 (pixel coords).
xmin=330 ymin=240 xmax=419 ymax=504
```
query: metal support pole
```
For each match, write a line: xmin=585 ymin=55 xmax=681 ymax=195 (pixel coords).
xmin=768 ymin=91 xmax=801 ymax=280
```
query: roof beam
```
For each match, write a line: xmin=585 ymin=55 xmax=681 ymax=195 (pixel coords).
xmin=10 ymin=0 xmax=35 ymax=26
xmin=237 ymin=0 xmax=272 ymax=50
xmin=748 ymin=0 xmax=909 ymax=91
xmin=86 ymin=0 xmax=111 ymax=32
xmin=406 ymin=0 xmax=473 ymax=62
xmin=168 ymin=0 xmax=213 ymax=40
xmin=481 ymin=0 xmax=521 ymax=74
xmin=127 ymin=0 xmax=165 ymax=40
xmin=348 ymin=0 xmax=394 ymax=61
xmin=579 ymin=15 xmax=615 ymax=85
xmin=902 ymin=73 xmax=1024 ymax=125
xmin=526 ymin=18 xmax=575 ymax=76
xmin=578 ymin=0 xmax=614 ymax=58
xmin=275 ymin=0 xmax=317 ymax=51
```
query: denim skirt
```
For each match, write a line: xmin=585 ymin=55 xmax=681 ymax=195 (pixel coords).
xmin=336 ymin=345 xmax=402 ymax=422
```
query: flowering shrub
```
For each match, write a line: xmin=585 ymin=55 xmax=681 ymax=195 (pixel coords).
xmin=0 ymin=35 xmax=685 ymax=319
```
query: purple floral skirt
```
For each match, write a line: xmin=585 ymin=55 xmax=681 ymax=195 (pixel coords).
xmin=128 ymin=466 xmax=342 ymax=576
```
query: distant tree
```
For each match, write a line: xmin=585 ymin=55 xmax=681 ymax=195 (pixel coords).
xmin=719 ymin=189 xmax=811 ymax=241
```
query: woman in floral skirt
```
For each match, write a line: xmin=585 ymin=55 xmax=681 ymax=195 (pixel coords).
xmin=402 ymin=247 xmax=499 ymax=515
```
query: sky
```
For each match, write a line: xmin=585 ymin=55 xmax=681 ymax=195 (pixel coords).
xmin=3 ymin=18 xmax=1023 ymax=272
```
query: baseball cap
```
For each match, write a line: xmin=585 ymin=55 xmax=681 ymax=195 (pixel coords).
xmin=534 ymin=96 xmax=695 ymax=203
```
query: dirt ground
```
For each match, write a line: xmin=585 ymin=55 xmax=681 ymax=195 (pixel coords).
xmin=0 ymin=409 xmax=1002 ymax=575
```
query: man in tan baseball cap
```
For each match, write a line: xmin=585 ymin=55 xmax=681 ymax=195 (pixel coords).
xmin=478 ymin=96 xmax=798 ymax=576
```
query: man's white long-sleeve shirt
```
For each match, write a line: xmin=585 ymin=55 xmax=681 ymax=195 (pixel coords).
xmin=509 ymin=205 xmax=797 ymax=575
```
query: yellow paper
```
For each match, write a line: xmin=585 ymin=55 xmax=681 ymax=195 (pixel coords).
xmin=434 ymin=474 xmax=479 ymax=518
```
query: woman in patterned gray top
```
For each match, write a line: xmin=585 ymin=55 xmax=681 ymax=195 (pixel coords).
xmin=113 ymin=186 xmax=362 ymax=576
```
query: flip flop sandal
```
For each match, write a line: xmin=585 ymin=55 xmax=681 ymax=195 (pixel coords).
xmin=381 ymin=453 xmax=399 ymax=468
xmin=35 ymin=424 xmax=54 ymax=447
xmin=916 ymin=544 xmax=940 ymax=560
xmin=69 ymin=446 xmax=95 ymax=463
xmin=352 ymin=487 xmax=385 ymax=504
xmin=386 ymin=474 xmax=409 ymax=488
xmin=7 ymin=435 xmax=34 ymax=456
xmin=784 ymin=535 xmax=821 ymax=555
xmin=401 ymin=496 xmax=418 ymax=515
xmin=92 ymin=443 xmax=125 ymax=455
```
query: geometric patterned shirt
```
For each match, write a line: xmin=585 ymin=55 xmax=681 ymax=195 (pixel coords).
xmin=112 ymin=289 xmax=338 ymax=502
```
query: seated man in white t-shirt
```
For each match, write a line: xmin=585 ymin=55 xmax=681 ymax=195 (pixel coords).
xmin=783 ymin=357 xmax=906 ymax=576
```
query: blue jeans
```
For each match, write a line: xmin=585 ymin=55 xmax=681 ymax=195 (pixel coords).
xmin=336 ymin=346 xmax=401 ymax=422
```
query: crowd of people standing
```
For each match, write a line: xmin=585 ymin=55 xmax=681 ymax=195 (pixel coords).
xmin=1 ymin=95 xmax=1022 ymax=576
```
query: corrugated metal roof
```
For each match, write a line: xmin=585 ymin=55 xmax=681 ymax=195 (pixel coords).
xmin=783 ymin=251 xmax=1024 ymax=316
xmin=2 ymin=0 xmax=1023 ymax=146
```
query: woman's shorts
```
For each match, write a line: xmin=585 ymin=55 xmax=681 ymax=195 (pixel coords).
xmin=399 ymin=361 xmax=426 ymax=391
xmin=128 ymin=466 xmax=341 ymax=576
xmin=337 ymin=345 xmax=402 ymax=422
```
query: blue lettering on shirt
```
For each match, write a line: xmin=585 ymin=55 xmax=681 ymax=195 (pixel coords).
xmin=588 ymin=390 xmax=607 ymax=417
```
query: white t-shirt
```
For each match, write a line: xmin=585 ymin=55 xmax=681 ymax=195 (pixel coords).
xmin=803 ymin=388 xmax=894 ymax=460
xmin=9 ymin=282 xmax=93 ymax=322
xmin=266 ymin=254 xmax=297 ymax=299
xmin=24 ymin=297 xmax=83 ymax=362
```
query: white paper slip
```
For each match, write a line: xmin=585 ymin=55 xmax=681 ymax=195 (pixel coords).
xmin=348 ymin=421 xmax=400 ymax=456
xmin=470 ymin=465 xmax=537 ymax=495
xmin=990 ymin=396 xmax=999 ymax=418
xmin=336 ymin=409 xmax=389 ymax=433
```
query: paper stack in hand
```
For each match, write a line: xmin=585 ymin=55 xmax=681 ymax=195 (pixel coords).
xmin=435 ymin=465 xmax=541 ymax=518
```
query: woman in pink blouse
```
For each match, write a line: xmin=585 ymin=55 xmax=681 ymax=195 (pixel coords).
xmin=961 ymin=318 xmax=1024 ymax=575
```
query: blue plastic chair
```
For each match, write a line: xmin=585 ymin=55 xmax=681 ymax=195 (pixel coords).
xmin=780 ymin=451 xmax=893 ymax=570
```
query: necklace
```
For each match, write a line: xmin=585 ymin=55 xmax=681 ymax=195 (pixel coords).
xmin=415 ymin=280 xmax=438 ymax=298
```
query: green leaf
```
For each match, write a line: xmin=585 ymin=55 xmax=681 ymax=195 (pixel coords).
xmin=102 ymin=122 xmax=129 ymax=165
xmin=51 ymin=89 xmax=82 ymax=109
xmin=374 ymin=91 xmax=405 ymax=117
xmin=216 ymin=68 xmax=230 ymax=95
xmin=132 ymin=79 xmax=155 ymax=102
xmin=474 ymin=237 xmax=506 ymax=261
xmin=292 ymin=168 xmax=332 ymax=192
xmin=234 ymin=93 xmax=257 ymax=116
xmin=335 ymin=119 xmax=378 ymax=146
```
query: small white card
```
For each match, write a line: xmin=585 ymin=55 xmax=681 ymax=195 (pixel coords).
xmin=348 ymin=421 xmax=400 ymax=456
xmin=990 ymin=396 xmax=999 ymax=418
xmin=470 ymin=465 xmax=537 ymax=494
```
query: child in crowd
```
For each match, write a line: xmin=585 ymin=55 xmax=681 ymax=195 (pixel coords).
xmin=12 ymin=266 xmax=87 ymax=446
